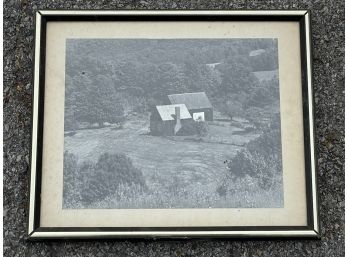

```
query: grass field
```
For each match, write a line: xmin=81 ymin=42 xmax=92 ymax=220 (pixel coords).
xmin=64 ymin=115 xmax=284 ymax=208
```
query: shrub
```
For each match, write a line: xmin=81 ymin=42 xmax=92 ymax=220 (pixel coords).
xmin=81 ymin=153 xmax=146 ymax=204
xmin=63 ymin=152 xmax=146 ymax=207
xmin=95 ymin=153 xmax=146 ymax=187
xmin=195 ymin=120 xmax=209 ymax=136
xmin=225 ymin=118 xmax=282 ymax=190
xmin=63 ymin=151 xmax=82 ymax=208
xmin=244 ymin=107 xmax=269 ymax=130
xmin=227 ymin=149 xmax=255 ymax=179
xmin=247 ymin=126 xmax=281 ymax=156
xmin=178 ymin=120 xmax=208 ymax=136
xmin=247 ymin=86 xmax=274 ymax=108
xmin=227 ymin=150 xmax=281 ymax=190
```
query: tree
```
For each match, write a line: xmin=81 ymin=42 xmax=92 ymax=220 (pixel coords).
xmin=222 ymin=101 xmax=244 ymax=121
xmin=183 ymin=55 xmax=221 ymax=96
xmin=220 ymin=93 xmax=248 ymax=121
xmin=152 ymin=62 xmax=186 ymax=102
xmin=249 ymin=46 xmax=278 ymax=72
xmin=219 ymin=55 xmax=259 ymax=96
xmin=64 ymin=75 xmax=79 ymax=130
xmin=246 ymin=86 xmax=274 ymax=108
xmin=70 ymin=74 xmax=124 ymax=127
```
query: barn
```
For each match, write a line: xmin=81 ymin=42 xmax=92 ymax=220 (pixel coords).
xmin=167 ymin=92 xmax=213 ymax=121
xmin=150 ymin=104 xmax=193 ymax=136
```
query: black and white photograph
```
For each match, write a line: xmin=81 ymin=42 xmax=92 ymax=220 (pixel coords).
xmin=63 ymin=38 xmax=283 ymax=209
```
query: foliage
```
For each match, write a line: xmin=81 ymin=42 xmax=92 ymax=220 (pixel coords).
xmin=65 ymin=74 xmax=124 ymax=129
xmin=64 ymin=38 xmax=279 ymax=131
xmin=177 ymin=120 xmax=209 ymax=136
xmin=219 ymin=55 xmax=260 ymax=95
xmin=63 ymin=152 xmax=82 ymax=207
xmin=219 ymin=93 xmax=248 ymax=121
xmin=183 ymin=57 xmax=221 ymax=96
xmin=249 ymin=46 xmax=279 ymax=71
xmin=64 ymin=108 xmax=78 ymax=131
xmin=195 ymin=120 xmax=209 ymax=136
xmin=63 ymin=152 xmax=146 ymax=207
xmin=151 ymin=62 xmax=187 ymax=102
xmin=93 ymin=174 xmax=283 ymax=208
xmin=223 ymin=116 xmax=282 ymax=190
xmin=244 ymin=107 xmax=269 ymax=130
xmin=246 ymin=77 xmax=279 ymax=108
xmin=215 ymin=46 xmax=279 ymax=123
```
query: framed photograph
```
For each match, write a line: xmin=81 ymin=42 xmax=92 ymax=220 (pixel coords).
xmin=28 ymin=10 xmax=319 ymax=239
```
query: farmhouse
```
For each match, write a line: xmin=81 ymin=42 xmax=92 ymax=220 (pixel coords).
xmin=150 ymin=104 xmax=193 ymax=136
xmin=167 ymin=92 xmax=213 ymax=121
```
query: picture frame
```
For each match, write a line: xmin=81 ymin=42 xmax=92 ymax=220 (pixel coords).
xmin=28 ymin=10 xmax=319 ymax=239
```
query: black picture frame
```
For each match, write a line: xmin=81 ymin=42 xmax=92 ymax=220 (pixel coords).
xmin=28 ymin=10 xmax=319 ymax=240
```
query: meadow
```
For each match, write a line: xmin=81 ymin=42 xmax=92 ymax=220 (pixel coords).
xmin=64 ymin=114 xmax=283 ymax=209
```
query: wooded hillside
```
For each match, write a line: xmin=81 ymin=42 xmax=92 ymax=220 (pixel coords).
xmin=65 ymin=39 xmax=279 ymax=130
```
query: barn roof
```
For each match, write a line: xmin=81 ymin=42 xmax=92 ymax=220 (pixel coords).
xmin=155 ymin=104 xmax=192 ymax=121
xmin=167 ymin=92 xmax=213 ymax=110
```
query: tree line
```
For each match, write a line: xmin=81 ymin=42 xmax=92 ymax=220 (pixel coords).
xmin=64 ymin=39 xmax=279 ymax=130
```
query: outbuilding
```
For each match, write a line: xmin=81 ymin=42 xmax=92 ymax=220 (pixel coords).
xmin=167 ymin=92 xmax=213 ymax=121
xmin=149 ymin=104 xmax=192 ymax=136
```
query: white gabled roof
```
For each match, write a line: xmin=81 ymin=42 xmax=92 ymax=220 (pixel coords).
xmin=155 ymin=104 xmax=192 ymax=121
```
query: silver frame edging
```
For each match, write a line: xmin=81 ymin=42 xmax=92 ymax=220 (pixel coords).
xmin=28 ymin=11 xmax=42 ymax=236
xmin=304 ymin=12 xmax=319 ymax=234
xmin=28 ymin=10 xmax=319 ymax=239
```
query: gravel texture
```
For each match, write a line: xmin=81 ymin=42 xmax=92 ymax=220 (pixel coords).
xmin=3 ymin=0 xmax=344 ymax=256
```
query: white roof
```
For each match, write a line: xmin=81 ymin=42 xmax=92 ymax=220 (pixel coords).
xmin=249 ymin=49 xmax=266 ymax=57
xmin=155 ymin=104 xmax=192 ymax=121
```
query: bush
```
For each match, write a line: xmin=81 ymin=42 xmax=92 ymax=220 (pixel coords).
xmin=227 ymin=149 xmax=255 ymax=178
xmin=247 ymin=87 xmax=274 ymax=108
xmin=225 ymin=120 xmax=282 ymax=190
xmin=195 ymin=120 xmax=209 ymax=136
xmin=95 ymin=153 xmax=146 ymax=187
xmin=177 ymin=120 xmax=209 ymax=136
xmin=63 ymin=152 xmax=82 ymax=208
xmin=244 ymin=107 xmax=267 ymax=130
xmin=227 ymin=149 xmax=281 ymax=190
xmin=63 ymin=152 xmax=147 ymax=207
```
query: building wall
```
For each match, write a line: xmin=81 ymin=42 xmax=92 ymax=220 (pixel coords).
xmin=150 ymin=119 xmax=175 ymax=136
xmin=189 ymin=108 xmax=213 ymax=121
xmin=150 ymin=118 xmax=198 ymax=136
xmin=149 ymin=107 xmax=212 ymax=136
